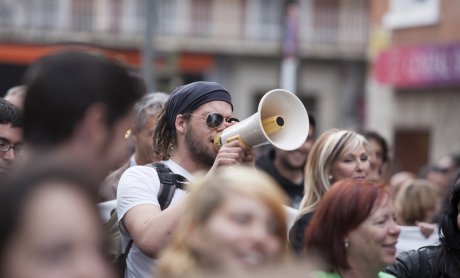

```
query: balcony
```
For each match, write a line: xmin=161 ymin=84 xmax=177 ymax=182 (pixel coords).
xmin=0 ymin=0 xmax=368 ymax=59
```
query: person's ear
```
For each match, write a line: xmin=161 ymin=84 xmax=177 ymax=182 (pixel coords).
xmin=74 ymin=103 xmax=108 ymax=147
xmin=175 ymin=114 xmax=187 ymax=135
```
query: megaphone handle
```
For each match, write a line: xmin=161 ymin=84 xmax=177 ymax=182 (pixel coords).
xmin=226 ymin=135 xmax=250 ymax=149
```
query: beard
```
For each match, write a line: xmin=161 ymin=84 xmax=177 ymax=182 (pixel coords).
xmin=280 ymin=153 xmax=306 ymax=171
xmin=184 ymin=126 xmax=216 ymax=167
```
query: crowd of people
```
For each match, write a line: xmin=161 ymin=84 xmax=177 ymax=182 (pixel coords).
xmin=1 ymin=49 xmax=460 ymax=278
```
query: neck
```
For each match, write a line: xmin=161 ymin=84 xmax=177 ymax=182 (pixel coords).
xmin=338 ymin=261 xmax=380 ymax=278
xmin=170 ymin=148 xmax=211 ymax=174
xmin=273 ymin=157 xmax=303 ymax=184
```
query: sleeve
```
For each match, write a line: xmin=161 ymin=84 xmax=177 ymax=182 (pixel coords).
xmin=116 ymin=165 xmax=161 ymax=221
xmin=384 ymin=250 xmax=419 ymax=278
xmin=289 ymin=212 xmax=314 ymax=255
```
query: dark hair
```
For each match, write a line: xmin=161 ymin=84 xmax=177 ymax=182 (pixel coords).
xmin=152 ymin=107 xmax=191 ymax=160
xmin=437 ymin=176 xmax=460 ymax=271
xmin=22 ymin=50 xmax=144 ymax=147
xmin=361 ymin=130 xmax=389 ymax=163
xmin=0 ymin=99 xmax=23 ymax=128
xmin=0 ymin=165 xmax=98 ymax=265
xmin=308 ymin=112 xmax=316 ymax=129
xmin=305 ymin=179 xmax=389 ymax=270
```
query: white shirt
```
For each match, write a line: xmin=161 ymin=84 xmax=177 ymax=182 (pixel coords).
xmin=396 ymin=225 xmax=440 ymax=254
xmin=117 ymin=160 xmax=194 ymax=278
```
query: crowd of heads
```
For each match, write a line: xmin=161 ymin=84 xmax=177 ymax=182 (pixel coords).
xmin=1 ymin=48 xmax=460 ymax=278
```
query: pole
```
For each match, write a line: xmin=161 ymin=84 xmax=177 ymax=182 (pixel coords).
xmin=280 ymin=0 xmax=299 ymax=94
xmin=142 ymin=0 xmax=156 ymax=93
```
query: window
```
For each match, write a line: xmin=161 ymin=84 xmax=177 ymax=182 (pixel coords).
xmin=71 ymin=0 xmax=94 ymax=32
xmin=383 ymin=0 xmax=440 ymax=29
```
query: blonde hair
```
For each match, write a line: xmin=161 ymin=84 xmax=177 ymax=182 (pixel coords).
xmin=297 ymin=129 xmax=371 ymax=218
xmin=156 ymin=166 xmax=288 ymax=278
xmin=394 ymin=179 xmax=440 ymax=225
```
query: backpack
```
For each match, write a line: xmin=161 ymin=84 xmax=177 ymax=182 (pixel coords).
xmin=105 ymin=162 xmax=189 ymax=276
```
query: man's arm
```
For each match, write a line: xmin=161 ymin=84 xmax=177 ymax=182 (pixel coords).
xmin=121 ymin=201 xmax=186 ymax=257
xmin=116 ymin=166 xmax=187 ymax=258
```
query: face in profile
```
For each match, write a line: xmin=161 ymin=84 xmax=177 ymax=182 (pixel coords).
xmin=189 ymin=191 xmax=283 ymax=271
xmin=345 ymin=195 xmax=401 ymax=270
xmin=332 ymin=145 xmax=370 ymax=182
xmin=133 ymin=112 xmax=159 ymax=164
xmin=1 ymin=181 xmax=114 ymax=278
xmin=277 ymin=126 xmax=315 ymax=170
xmin=0 ymin=123 xmax=23 ymax=174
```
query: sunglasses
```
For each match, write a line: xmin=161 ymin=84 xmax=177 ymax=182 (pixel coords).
xmin=189 ymin=112 xmax=239 ymax=129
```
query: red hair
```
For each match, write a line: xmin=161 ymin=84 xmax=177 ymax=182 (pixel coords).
xmin=304 ymin=179 xmax=389 ymax=270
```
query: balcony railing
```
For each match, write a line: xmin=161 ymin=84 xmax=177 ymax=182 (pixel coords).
xmin=0 ymin=0 xmax=368 ymax=58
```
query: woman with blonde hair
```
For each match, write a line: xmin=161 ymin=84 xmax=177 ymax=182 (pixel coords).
xmin=289 ymin=129 xmax=372 ymax=254
xmin=156 ymin=166 xmax=289 ymax=278
xmin=393 ymin=179 xmax=441 ymax=253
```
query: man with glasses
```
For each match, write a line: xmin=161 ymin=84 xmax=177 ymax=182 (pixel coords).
xmin=117 ymin=81 xmax=252 ymax=278
xmin=0 ymin=99 xmax=23 ymax=175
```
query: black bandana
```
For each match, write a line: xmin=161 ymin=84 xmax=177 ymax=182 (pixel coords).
xmin=166 ymin=81 xmax=233 ymax=129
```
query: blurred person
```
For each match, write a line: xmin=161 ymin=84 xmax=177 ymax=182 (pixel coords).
xmin=99 ymin=92 xmax=169 ymax=201
xmin=289 ymin=129 xmax=372 ymax=255
xmin=117 ymin=81 xmax=253 ymax=278
xmin=395 ymin=179 xmax=441 ymax=226
xmin=361 ymin=130 xmax=391 ymax=181
xmin=394 ymin=179 xmax=441 ymax=253
xmin=424 ymin=153 xmax=460 ymax=198
xmin=389 ymin=171 xmax=416 ymax=199
xmin=256 ymin=113 xmax=316 ymax=208
xmin=22 ymin=50 xmax=144 ymax=182
xmin=0 ymin=166 xmax=115 ymax=278
xmin=385 ymin=173 xmax=460 ymax=277
xmin=0 ymin=99 xmax=23 ymax=175
xmin=3 ymin=85 xmax=26 ymax=109
xmin=156 ymin=166 xmax=288 ymax=278
xmin=305 ymin=179 xmax=400 ymax=278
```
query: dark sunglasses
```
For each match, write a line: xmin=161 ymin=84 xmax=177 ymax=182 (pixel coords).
xmin=189 ymin=112 xmax=239 ymax=129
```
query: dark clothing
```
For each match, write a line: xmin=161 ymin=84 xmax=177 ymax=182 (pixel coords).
xmin=385 ymin=246 xmax=460 ymax=278
xmin=288 ymin=211 xmax=315 ymax=255
xmin=255 ymin=148 xmax=304 ymax=208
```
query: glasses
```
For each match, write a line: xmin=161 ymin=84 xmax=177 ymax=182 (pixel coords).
xmin=189 ymin=112 xmax=239 ymax=129
xmin=0 ymin=139 xmax=23 ymax=155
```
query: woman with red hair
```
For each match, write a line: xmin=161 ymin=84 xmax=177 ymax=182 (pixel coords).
xmin=305 ymin=179 xmax=400 ymax=278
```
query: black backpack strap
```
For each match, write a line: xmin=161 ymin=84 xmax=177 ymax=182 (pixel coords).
xmin=149 ymin=162 xmax=189 ymax=210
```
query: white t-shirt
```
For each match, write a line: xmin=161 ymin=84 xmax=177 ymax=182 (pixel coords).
xmin=396 ymin=225 xmax=440 ymax=254
xmin=116 ymin=160 xmax=194 ymax=278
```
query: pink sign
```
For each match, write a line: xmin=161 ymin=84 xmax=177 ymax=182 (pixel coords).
xmin=375 ymin=43 xmax=460 ymax=88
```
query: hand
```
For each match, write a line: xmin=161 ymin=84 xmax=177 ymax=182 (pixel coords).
xmin=416 ymin=221 xmax=436 ymax=238
xmin=211 ymin=140 xmax=254 ymax=170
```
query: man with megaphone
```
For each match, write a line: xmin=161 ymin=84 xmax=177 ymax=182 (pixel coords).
xmin=116 ymin=81 xmax=253 ymax=278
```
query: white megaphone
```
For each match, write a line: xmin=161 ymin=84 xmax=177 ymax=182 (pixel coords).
xmin=213 ymin=89 xmax=309 ymax=151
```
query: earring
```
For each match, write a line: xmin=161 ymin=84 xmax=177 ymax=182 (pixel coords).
xmin=344 ymin=241 xmax=349 ymax=249
xmin=328 ymin=175 xmax=333 ymax=181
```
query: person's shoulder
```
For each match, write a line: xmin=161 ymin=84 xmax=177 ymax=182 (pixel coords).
xmin=378 ymin=271 xmax=396 ymax=278
xmin=118 ymin=164 xmax=161 ymax=190
xmin=311 ymin=271 xmax=340 ymax=278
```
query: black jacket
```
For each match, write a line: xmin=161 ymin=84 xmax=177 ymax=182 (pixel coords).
xmin=255 ymin=147 xmax=304 ymax=208
xmin=288 ymin=211 xmax=314 ymax=255
xmin=385 ymin=246 xmax=460 ymax=278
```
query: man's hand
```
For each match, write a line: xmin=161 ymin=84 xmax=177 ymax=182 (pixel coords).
xmin=211 ymin=140 xmax=254 ymax=170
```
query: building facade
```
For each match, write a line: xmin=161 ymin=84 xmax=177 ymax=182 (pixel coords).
xmin=367 ymin=0 xmax=460 ymax=173
xmin=0 ymin=0 xmax=369 ymax=132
